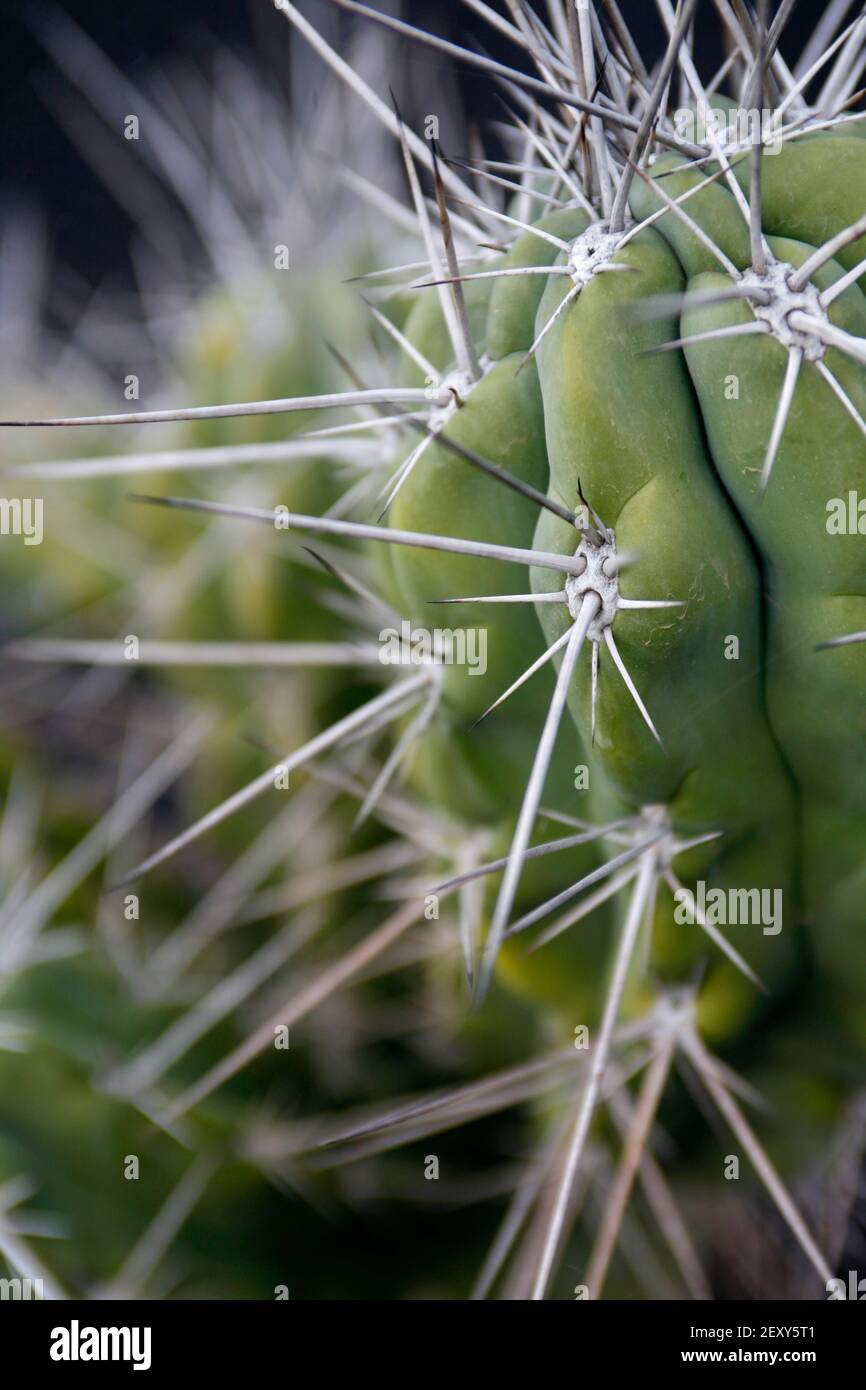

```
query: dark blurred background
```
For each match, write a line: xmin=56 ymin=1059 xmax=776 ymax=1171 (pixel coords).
xmin=0 ymin=0 xmax=828 ymax=293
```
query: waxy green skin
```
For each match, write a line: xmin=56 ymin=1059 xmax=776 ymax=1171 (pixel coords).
xmin=385 ymin=131 xmax=866 ymax=1044
xmin=680 ymin=248 xmax=866 ymax=989
xmin=379 ymin=213 xmax=614 ymax=1010
xmin=731 ymin=136 xmax=866 ymax=287
xmin=640 ymin=134 xmax=866 ymax=283
xmin=628 ymin=160 xmax=866 ymax=1015
xmin=386 ymin=351 xmax=582 ymax=820
xmin=384 ymin=215 xmax=792 ymax=1034
xmin=382 ymin=213 xmax=592 ymax=821
xmin=486 ymin=207 xmax=590 ymax=359
xmin=680 ymin=245 xmax=866 ymax=800
xmin=529 ymin=225 xmax=798 ymax=1023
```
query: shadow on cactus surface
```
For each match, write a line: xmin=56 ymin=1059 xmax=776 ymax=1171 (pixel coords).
xmin=0 ymin=0 xmax=865 ymax=1301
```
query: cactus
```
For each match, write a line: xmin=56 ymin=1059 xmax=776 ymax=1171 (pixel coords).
xmin=3 ymin=2 xmax=866 ymax=1300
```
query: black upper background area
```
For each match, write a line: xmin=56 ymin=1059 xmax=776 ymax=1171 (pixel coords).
xmin=0 ymin=1 xmax=829 ymax=291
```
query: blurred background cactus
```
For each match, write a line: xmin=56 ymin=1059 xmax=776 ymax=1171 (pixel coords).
xmin=0 ymin=0 xmax=865 ymax=1302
